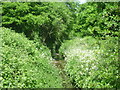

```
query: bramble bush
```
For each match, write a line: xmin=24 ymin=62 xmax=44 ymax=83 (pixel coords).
xmin=59 ymin=36 xmax=119 ymax=88
xmin=0 ymin=27 xmax=63 ymax=88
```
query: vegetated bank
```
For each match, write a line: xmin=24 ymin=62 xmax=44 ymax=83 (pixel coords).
xmin=59 ymin=36 xmax=119 ymax=88
xmin=1 ymin=2 xmax=119 ymax=88
xmin=1 ymin=27 xmax=63 ymax=88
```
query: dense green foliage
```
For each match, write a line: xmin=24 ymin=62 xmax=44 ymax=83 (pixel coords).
xmin=2 ymin=2 xmax=119 ymax=56
xmin=1 ymin=27 xmax=63 ymax=88
xmin=70 ymin=2 xmax=119 ymax=38
xmin=2 ymin=2 xmax=119 ymax=55
xmin=1 ymin=2 xmax=119 ymax=88
xmin=60 ymin=36 xmax=119 ymax=88
xmin=2 ymin=2 xmax=73 ymax=58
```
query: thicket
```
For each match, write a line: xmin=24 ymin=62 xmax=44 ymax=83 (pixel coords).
xmin=59 ymin=2 xmax=119 ymax=88
xmin=1 ymin=2 xmax=119 ymax=88
xmin=2 ymin=2 xmax=119 ymax=57
xmin=70 ymin=2 xmax=119 ymax=38
xmin=2 ymin=2 xmax=73 ymax=59
xmin=0 ymin=27 xmax=63 ymax=88
xmin=59 ymin=36 xmax=119 ymax=88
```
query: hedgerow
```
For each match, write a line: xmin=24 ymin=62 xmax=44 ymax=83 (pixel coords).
xmin=0 ymin=27 xmax=63 ymax=88
xmin=59 ymin=36 xmax=119 ymax=88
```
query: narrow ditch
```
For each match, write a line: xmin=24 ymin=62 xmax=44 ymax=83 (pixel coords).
xmin=51 ymin=59 xmax=74 ymax=88
xmin=48 ymin=44 xmax=74 ymax=88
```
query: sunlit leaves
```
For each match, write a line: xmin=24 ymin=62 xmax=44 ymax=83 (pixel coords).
xmin=1 ymin=28 xmax=63 ymax=88
xmin=72 ymin=2 xmax=119 ymax=38
xmin=60 ymin=36 xmax=119 ymax=88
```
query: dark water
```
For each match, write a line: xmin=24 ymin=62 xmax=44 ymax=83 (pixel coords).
xmin=51 ymin=60 xmax=74 ymax=88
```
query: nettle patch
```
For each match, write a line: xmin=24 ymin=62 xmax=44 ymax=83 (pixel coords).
xmin=1 ymin=27 xmax=63 ymax=88
xmin=60 ymin=36 xmax=119 ymax=88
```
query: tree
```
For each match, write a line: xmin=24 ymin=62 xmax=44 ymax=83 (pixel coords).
xmin=71 ymin=2 xmax=119 ymax=38
xmin=2 ymin=2 xmax=72 ymax=59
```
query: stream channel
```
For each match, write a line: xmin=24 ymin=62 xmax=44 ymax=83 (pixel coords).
xmin=51 ymin=60 xmax=74 ymax=88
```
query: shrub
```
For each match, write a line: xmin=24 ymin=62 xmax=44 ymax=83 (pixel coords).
xmin=59 ymin=36 xmax=119 ymax=88
xmin=0 ymin=27 xmax=63 ymax=88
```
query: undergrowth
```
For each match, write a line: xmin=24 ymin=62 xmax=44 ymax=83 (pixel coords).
xmin=60 ymin=36 xmax=119 ymax=88
xmin=0 ymin=27 xmax=63 ymax=88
